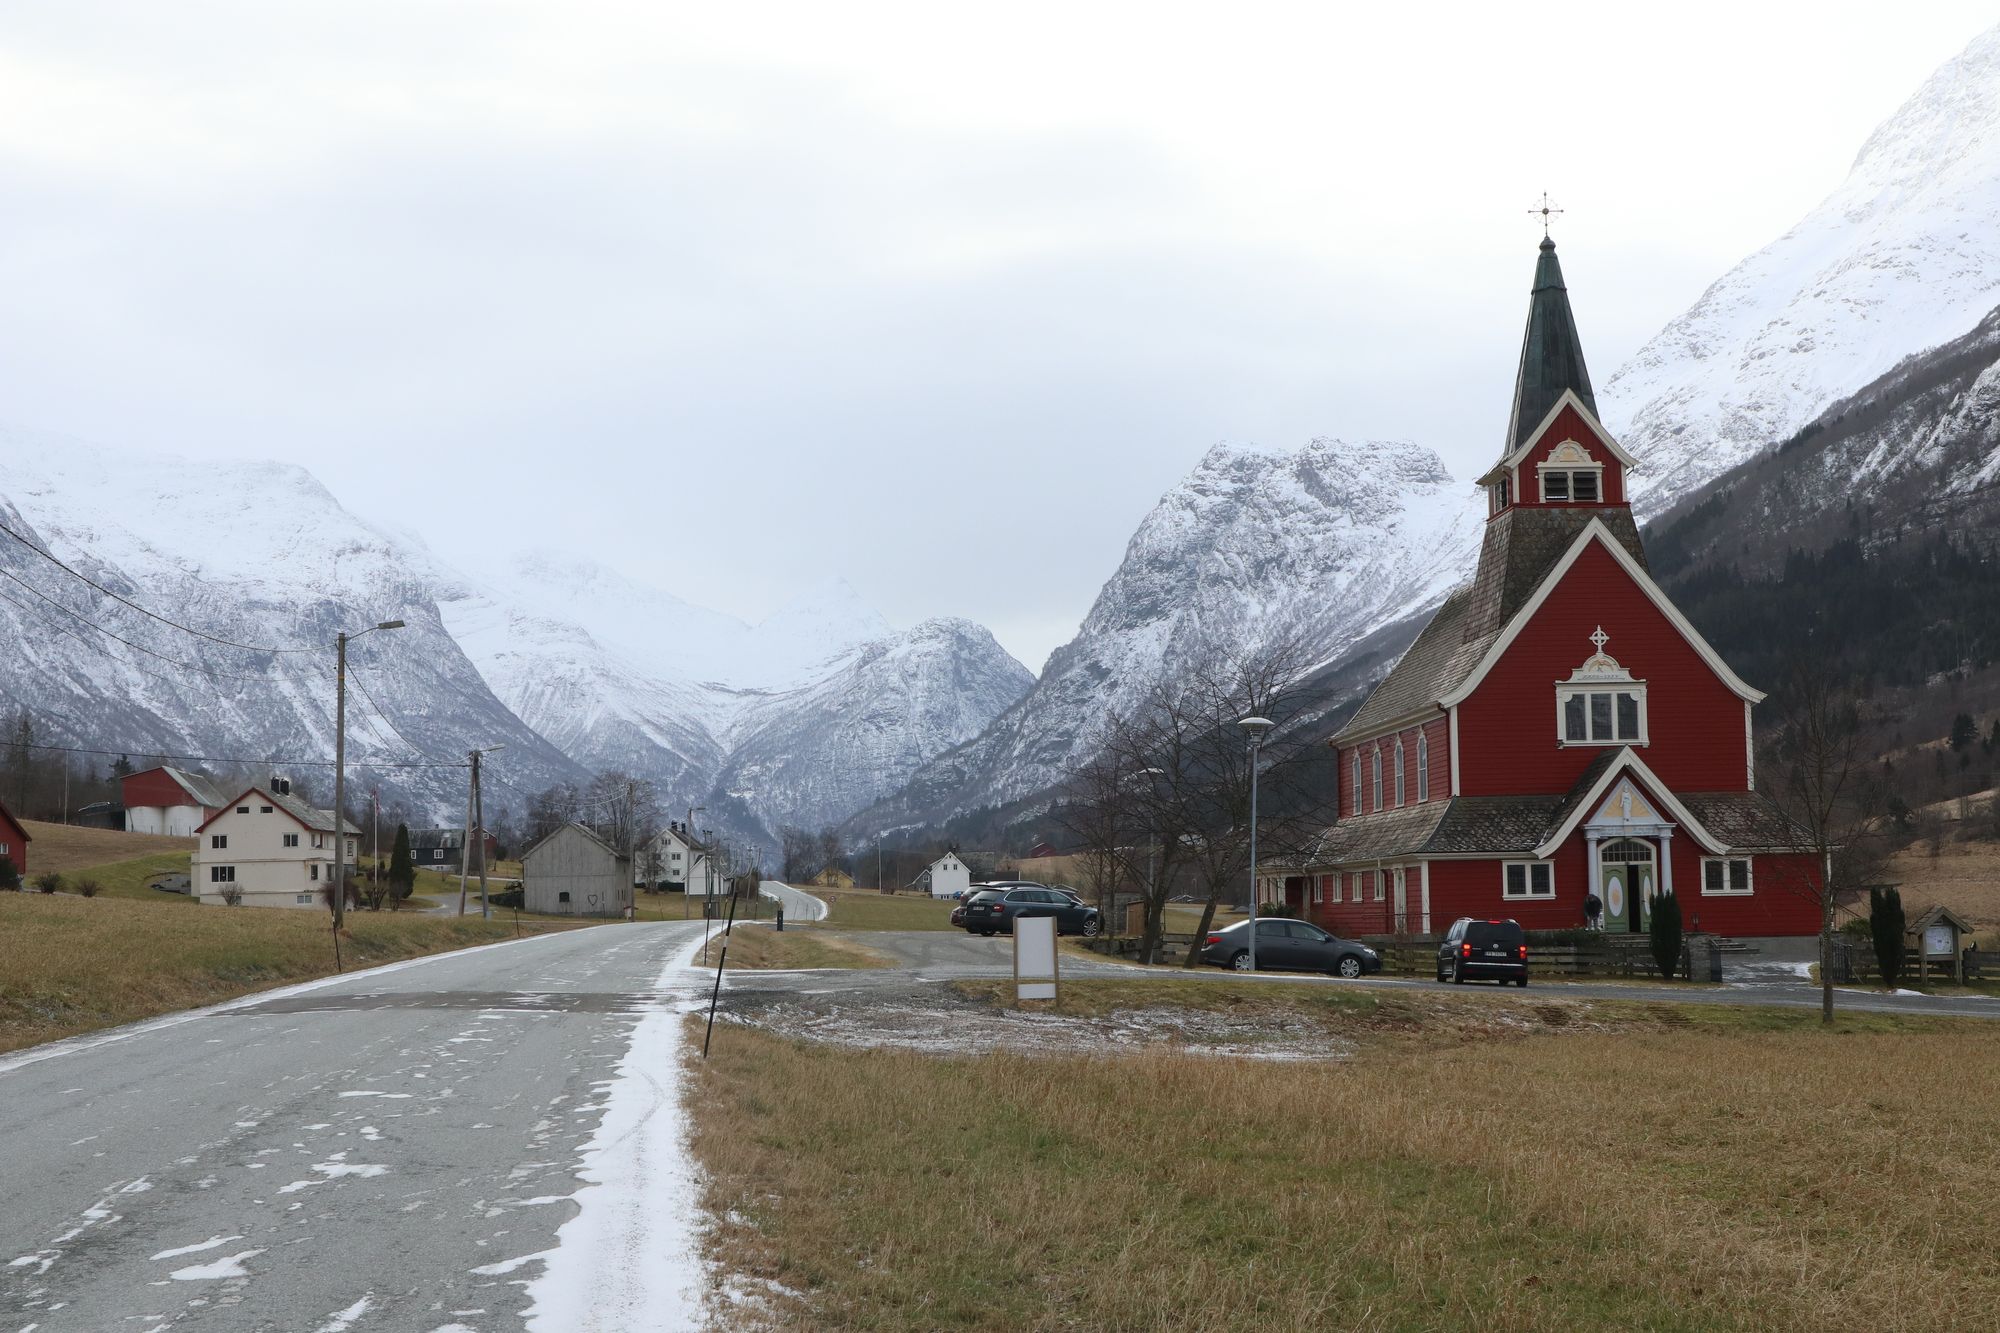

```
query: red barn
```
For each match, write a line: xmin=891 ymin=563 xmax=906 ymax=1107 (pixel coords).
xmin=1290 ymin=237 xmax=1820 ymax=941
xmin=0 ymin=798 xmax=29 ymax=875
xmin=121 ymin=766 xmax=231 ymax=838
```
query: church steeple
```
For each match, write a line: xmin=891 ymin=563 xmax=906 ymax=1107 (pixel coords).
xmin=1502 ymin=237 xmax=1597 ymax=453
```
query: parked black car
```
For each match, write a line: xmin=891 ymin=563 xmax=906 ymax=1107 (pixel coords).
xmin=962 ymin=887 xmax=1102 ymax=937
xmin=1436 ymin=917 xmax=1528 ymax=986
xmin=1200 ymin=919 xmax=1381 ymax=977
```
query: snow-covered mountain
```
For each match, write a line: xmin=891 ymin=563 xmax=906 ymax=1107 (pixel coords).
xmin=1604 ymin=22 xmax=2000 ymax=512
xmin=0 ymin=424 xmax=585 ymax=819
xmin=852 ymin=438 xmax=1483 ymax=831
xmin=0 ymin=424 xmax=1032 ymax=843
xmin=437 ymin=556 xmax=1032 ymax=832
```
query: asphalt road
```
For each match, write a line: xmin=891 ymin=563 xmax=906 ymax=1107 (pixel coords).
xmin=0 ymin=920 xmax=710 ymax=1333
xmin=756 ymin=881 xmax=827 ymax=922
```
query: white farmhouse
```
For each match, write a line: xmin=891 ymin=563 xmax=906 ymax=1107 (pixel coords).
xmin=189 ymin=785 xmax=362 ymax=908
xmin=523 ymin=823 xmax=632 ymax=918
xmin=636 ymin=823 xmax=699 ymax=890
xmin=926 ymin=851 xmax=971 ymax=898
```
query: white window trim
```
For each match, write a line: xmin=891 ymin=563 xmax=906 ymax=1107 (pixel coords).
xmin=1371 ymin=747 xmax=1383 ymax=812
xmin=1557 ymin=684 xmax=1649 ymax=747
xmin=1537 ymin=462 xmax=1604 ymax=504
xmin=1700 ymin=856 xmax=1755 ymax=896
xmin=1416 ymin=732 xmax=1429 ymax=803
xmin=1393 ymin=738 xmax=1406 ymax=806
xmin=1330 ymin=874 xmax=1343 ymax=904
xmin=1501 ymin=859 xmax=1556 ymax=900
xmin=1312 ymin=874 xmax=1325 ymax=905
xmin=1352 ymin=752 xmax=1362 ymax=815
xmin=1371 ymin=869 xmax=1386 ymax=903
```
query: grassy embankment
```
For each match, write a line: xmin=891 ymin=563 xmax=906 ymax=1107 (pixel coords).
xmin=692 ymin=979 xmax=2000 ymax=1331
xmin=694 ymin=925 xmax=890 ymax=970
xmin=0 ymin=885 xmax=587 ymax=1056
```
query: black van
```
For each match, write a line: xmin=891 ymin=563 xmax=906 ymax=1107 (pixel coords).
xmin=1437 ymin=917 xmax=1528 ymax=986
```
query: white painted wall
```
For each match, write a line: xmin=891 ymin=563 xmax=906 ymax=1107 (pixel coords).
xmin=928 ymin=853 xmax=970 ymax=898
xmin=189 ymin=798 xmax=358 ymax=908
xmin=128 ymin=803 xmax=209 ymax=838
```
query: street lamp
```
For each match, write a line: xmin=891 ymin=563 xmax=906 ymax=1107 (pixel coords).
xmin=1238 ymin=716 xmax=1273 ymax=972
xmin=332 ymin=619 xmax=405 ymax=931
xmin=1125 ymin=766 xmax=1165 ymax=935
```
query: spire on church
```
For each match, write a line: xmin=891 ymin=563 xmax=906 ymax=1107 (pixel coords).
xmin=1501 ymin=236 xmax=1598 ymax=453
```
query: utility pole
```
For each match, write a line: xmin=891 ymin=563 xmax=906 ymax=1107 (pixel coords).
xmin=474 ymin=751 xmax=489 ymax=920
xmin=457 ymin=749 xmax=476 ymax=916
xmin=333 ymin=619 xmax=403 ymax=931
xmin=1239 ymin=716 xmax=1273 ymax=972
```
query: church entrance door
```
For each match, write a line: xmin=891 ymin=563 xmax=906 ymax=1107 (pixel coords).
xmin=1599 ymin=838 xmax=1656 ymax=934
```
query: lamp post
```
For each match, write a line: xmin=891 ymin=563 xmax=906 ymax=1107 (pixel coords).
xmin=1238 ymin=716 xmax=1273 ymax=972
xmin=332 ymin=620 xmax=405 ymax=930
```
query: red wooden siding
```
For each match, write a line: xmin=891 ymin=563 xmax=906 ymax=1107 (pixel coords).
xmin=1456 ymin=539 xmax=1751 ymax=797
xmin=1335 ymin=714 xmax=1450 ymax=814
xmin=1507 ymin=403 xmax=1626 ymax=508
xmin=0 ymin=802 xmax=28 ymax=874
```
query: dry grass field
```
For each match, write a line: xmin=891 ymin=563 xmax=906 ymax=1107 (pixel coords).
xmin=691 ymin=985 xmax=2000 ymax=1332
xmin=694 ymin=925 xmax=891 ymax=970
xmin=18 ymin=819 xmax=194 ymax=873
xmin=816 ymin=888 xmax=959 ymax=931
xmin=0 ymin=892 xmax=578 ymax=1055
xmin=1882 ymin=840 xmax=1999 ymax=937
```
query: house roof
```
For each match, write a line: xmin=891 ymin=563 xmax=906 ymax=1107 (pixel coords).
xmin=131 ymin=765 xmax=234 ymax=810
xmin=197 ymin=786 xmax=361 ymax=837
xmin=1297 ymin=756 xmax=1811 ymax=868
xmin=1332 ymin=588 xmax=1486 ymax=742
xmin=0 ymin=798 xmax=29 ymax=843
xmin=1502 ymin=237 xmax=1598 ymax=455
xmin=411 ymin=827 xmax=489 ymax=850
xmin=521 ymin=821 xmax=628 ymax=864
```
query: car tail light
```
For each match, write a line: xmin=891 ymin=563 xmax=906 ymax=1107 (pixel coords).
xmin=1205 ymin=934 xmax=1221 ymax=946
xmin=1519 ymin=945 xmax=1529 ymax=958
xmin=1461 ymin=943 xmax=1472 ymax=957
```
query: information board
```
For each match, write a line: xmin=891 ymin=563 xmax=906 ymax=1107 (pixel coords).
xmin=1014 ymin=914 xmax=1059 ymax=1002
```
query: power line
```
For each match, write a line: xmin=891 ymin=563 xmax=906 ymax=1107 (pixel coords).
xmin=0 ymin=577 xmax=284 ymax=685
xmin=342 ymin=661 xmax=435 ymax=762
xmin=0 ymin=516 xmax=311 ymax=654
xmin=10 ymin=740 xmax=467 ymax=770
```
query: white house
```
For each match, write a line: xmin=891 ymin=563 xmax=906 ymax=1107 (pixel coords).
xmin=926 ymin=851 xmax=971 ymax=898
xmin=122 ymin=765 xmax=233 ymax=837
xmin=523 ymin=823 xmax=632 ymax=918
xmin=189 ymin=785 xmax=362 ymax=908
xmin=636 ymin=823 xmax=698 ymax=890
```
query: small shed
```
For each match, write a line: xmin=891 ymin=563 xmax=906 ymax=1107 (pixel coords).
xmin=809 ymin=866 xmax=854 ymax=889
xmin=1908 ymin=905 xmax=1974 ymax=984
xmin=522 ymin=823 xmax=632 ymax=918
xmin=926 ymin=851 xmax=971 ymax=899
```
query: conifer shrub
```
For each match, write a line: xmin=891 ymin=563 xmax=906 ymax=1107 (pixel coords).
xmin=1649 ymin=889 xmax=1683 ymax=980
xmin=1869 ymin=885 xmax=1906 ymax=990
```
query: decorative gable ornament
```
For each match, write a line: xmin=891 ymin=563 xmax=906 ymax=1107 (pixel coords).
xmin=1563 ymin=626 xmax=1639 ymax=685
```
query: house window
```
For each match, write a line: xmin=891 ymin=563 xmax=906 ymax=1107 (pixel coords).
xmin=1372 ymin=870 xmax=1386 ymax=902
xmin=283 ymin=833 xmax=299 ymax=848
xmin=1503 ymin=861 xmax=1555 ymax=899
xmin=1701 ymin=857 xmax=1754 ymax=896
xmin=1330 ymin=874 xmax=1343 ymax=904
xmin=260 ymin=805 xmax=272 ymax=813
xmin=311 ymin=863 xmax=319 ymax=880
xmin=1351 ymin=752 xmax=1362 ymax=815
xmin=1559 ymin=688 xmax=1646 ymax=744
xmin=1393 ymin=738 xmax=1406 ymax=806
xmin=312 ymin=834 xmax=324 ymax=849
xmin=1371 ymin=748 xmax=1383 ymax=812
xmin=1416 ymin=732 xmax=1429 ymax=802
xmin=1312 ymin=874 xmax=1327 ymax=905
xmin=237 ymin=805 xmax=249 ymax=814
xmin=209 ymin=865 xmax=236 ymax=883
xmin=1539 ymin=466 xmax=1602 ymax=503
xmin=211 ymin=835 xmax=227 ymax=849
xmin=558 ymin=891 xmax=571 ymax=903
xmin=297 ymin=893 xmax=312 ymax=904
xmin=1490 ymin=479 xmax=1510 ymax=513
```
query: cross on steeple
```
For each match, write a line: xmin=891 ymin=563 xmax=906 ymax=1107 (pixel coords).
xmin=1529 ymin=192 xmax=1563 ymax=238
xmin=1589 ymin=626 xmax=1610 ymax=653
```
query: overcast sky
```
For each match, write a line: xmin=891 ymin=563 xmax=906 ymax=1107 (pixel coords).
xmin=0 ymin=1 xmax=1992 ymax=672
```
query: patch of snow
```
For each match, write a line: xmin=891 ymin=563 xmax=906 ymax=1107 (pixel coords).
xmin=313 ymin=1296 xmax=372 ymax=1332
xmin=149 ymin=1236 xmax=243 ymax=1262
xmin=169 ymin=1249 xmax=264 ymax=1281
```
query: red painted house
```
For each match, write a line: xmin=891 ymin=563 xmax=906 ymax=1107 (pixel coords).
xmin=1283 ymin=237 xmax=1820 ymax=940
xmin=0 ymin=798 xmax=30 ymax=875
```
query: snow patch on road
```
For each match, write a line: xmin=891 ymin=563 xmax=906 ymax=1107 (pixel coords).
xmin=149 ymin=1236 xmax=243 ymax=1261
xmin=521 ymin=931 xmax=713 ymax=1330
xmin=169 ymin=1248 xmax=263 ymax=1280
xmin=314 ymin=1296 xmax=372 ymax=1332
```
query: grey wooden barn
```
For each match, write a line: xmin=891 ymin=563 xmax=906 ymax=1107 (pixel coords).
xmin=522 ymin=823 xmax=633 ymax=918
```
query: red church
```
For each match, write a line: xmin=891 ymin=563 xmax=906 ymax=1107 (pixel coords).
xmin=1282 ymin=237 xmax=1820 ymax=940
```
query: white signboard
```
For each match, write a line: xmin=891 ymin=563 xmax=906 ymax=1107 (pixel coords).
xmin=1924 ymin=924 xmax=1954 ymax=957
xmin=1014 ymin=914 xmax=1059 ymax=1002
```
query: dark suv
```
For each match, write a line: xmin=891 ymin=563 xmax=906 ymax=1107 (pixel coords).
xmin=1437 ymin=918 xmax=1528 ymax=986
xmin=962 ymin=887 xmax=1102 ymax=937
